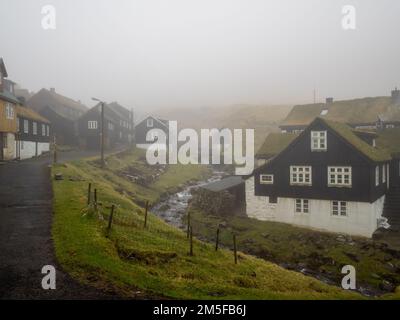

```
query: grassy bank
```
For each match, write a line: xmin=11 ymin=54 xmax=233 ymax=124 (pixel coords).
xmin=51 ymin=149 xmax=361 ymax=299
xmin=189 ymin=209 xmax=400 ymax=298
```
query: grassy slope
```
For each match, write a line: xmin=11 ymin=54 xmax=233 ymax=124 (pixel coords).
xmin=52 ymin=149 xmax=361 ymax=299
xmin=189 ymin=210 xmax=400 ymax=299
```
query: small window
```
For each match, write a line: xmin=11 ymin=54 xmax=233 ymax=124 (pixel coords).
xmin=332 ymin=201 xmax=347 ymax=217
xmin=88 ymin=121 xmax=98 ymax=130
xmin=108 ymin=122 xmax=114 ymax=131
xmin=311 ymin=131 xmax=327 ymax=151
xmin=328 ymin=166 xmax=352 ymax=187
xmin=24 ymin=119 xmax=29 ymax=133
xmin=375 ymin=166 xmax=379 ymax=186
xmin=5 ymin=103 xmax=14 ymax=119
xmin=295 ymin=199 xmax=309 ymax=214
xmin=382 ymin=164 xmax=386 ymax=183
xmin=269 ymin=196 xmax=278 ymax=204
xmin=147 ymin=118 xmax=154 ymax=127
xmin=290 ymin=166 xmax=312 ymax=186
xmin=46 ymin=125 xmax=50 ymax=136
xmin=260 ymin=174 xmax=274 ymax=184
xmin=33 ymin=122 xmax=37 ymax=135
xmin=42 ymin=124 xmax=46 ymax=136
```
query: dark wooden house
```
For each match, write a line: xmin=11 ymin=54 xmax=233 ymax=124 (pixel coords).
xmin=135 ymin=116 xmax=169 ymax=148
xmin=16 ymin=106 xmax=51 ymax=159
xmin=247 ymin=117 xmax=393 ymax=237
xmin=26 ymin=88 xmax=87 ymax=146
xmin=78 ymin=102 xmax=134 ymax=150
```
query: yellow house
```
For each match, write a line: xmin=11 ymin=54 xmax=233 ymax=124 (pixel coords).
xmin=0 ymin=58 xmax=19 ymax=161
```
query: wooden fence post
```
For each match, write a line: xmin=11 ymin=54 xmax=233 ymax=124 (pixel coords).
xmin=94 ymin=189 xmax=98 ymax=211
xmin=215 ymin=228 xmax=220 ymax=251
xmin=144 ymin=200 xmax=149 ymax=228
xmin=189 ymin=226 xmax=193 ymax=256
xmin=186 ymin=211 xmax=191 ymax=239
xmin=107 ymin=205 xmax=115 ymax=233
xmin=87 ymin=183 xmax=92 ymax=205
xmin=233 ymin=234 xmax=238 ymax=264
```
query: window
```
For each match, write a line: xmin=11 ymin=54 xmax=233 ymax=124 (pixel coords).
xmin=108 ymin=122 xmax=114 ymax=131
xmin=311 ymin=131 xmax=327 ymax=151
xmin=375 ymin=166 xmax=379 ymax=186
xmin=42 ymin=124 xmax=46 ymax=136
xmin=260 ymin=174 xmax=274 ymax=185
xmin=88 ymin=121 xmax=98 ymax=130
xmin=328 ymin=166 xmax=352 ymax=187
xmin=24 ymin=119 xmax=29 ymax=133
xmin=5 ymin=103 xmax=14 ymax=119
xmin=46 ymin=125 xmax=50 ymax=136
xmin=332 ymin=201 xmax=347 ymax=217
xmin=32 ymin=122 xmax=37 ymax=135
xmin=147 ymin=118 xmax=154 ymax=127
xmin=295 ymin=199 xmax=309 ymax=214
xmin=382 ymin=164 xmax=386 ymax=183
xmin=290 ymin=166 xmax=312 ymax=186
xmin=2 ymin=134 xmax=7 ymax=148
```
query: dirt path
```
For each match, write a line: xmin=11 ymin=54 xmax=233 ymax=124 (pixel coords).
xmin=0 ymin=151 xmax=122 ymax=299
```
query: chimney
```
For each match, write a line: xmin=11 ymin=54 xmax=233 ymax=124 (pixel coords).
xmin=50 ymin=88 xmax=55 ymax=93
xmin=326 ymin=97 xmax=334 ymax=105
xmin=391 ymin=87 xmax=400 ymax=104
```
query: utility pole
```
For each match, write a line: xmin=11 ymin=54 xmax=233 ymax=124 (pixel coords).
xmin=92 ymin=97 xmax=106 ymax=168
xmin=101 ymin=102 xmax=105 ymax=168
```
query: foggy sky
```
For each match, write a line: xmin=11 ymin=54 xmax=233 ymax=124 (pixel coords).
xmin=1 ymin=0 xmax=399 ymax=111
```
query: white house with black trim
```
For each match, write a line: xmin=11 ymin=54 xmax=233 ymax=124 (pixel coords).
xmin=247 ymin=117 xmax=395 ymax=238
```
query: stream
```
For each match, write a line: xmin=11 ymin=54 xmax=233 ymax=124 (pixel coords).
xmin=151 ymin=169 xmax=226 ymax=230
xmin=151 ymin=170 xmax=385 ymax=297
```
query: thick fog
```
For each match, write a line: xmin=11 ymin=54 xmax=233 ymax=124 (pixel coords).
xmin=1 ymin=0 xmax=399 ymax=110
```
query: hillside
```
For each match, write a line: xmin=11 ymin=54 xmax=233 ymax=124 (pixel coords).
xmin=51 ymin=149 xmax=361 ymax=299
xmin=153 ymin=104 xmax=292 ymax=150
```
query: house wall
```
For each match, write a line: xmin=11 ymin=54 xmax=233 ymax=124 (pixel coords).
xmin=17 ymin=140 xmax=50 ymax=159
xmin=0 ymin=100 xmax=17 ymax=133
xmin=2 ymin=132 xmax=16 ymax=160
xmin=246 ymin=177 xmax=385 ymax=237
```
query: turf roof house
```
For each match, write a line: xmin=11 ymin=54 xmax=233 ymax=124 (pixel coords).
xmin=15 ymin=105 xmax=51 ymax=160
xmin=0 ymin=58 xmax=20 ymax=161
xmin=247 ymin=117 xmax=394 ymax=238
xmin=78 ymin=102 xmax=134 ymax=150
xmin=280 ymin=90 xmax=400 ymax=133
xmin=26 ymin=88 xmax=87 ymax=146
xmin=135 ymin=116 xmax=169 ymax=149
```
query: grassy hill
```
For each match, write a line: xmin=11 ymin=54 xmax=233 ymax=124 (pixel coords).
xmin=154 ymin=104 xmax=292 ymax=151
xmin=51 ymin=149 xmax=361 ymax=299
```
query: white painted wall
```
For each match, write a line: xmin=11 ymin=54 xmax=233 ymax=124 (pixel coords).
xmin=2 ymin=133 xmax=16 ymax=160
xmin=19 ymin=140 xmax=50 ymax=160
xmin=245 ymin=177 xmax=385 ymax=238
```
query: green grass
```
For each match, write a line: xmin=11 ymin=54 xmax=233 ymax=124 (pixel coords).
xmin=189 ymin=210 xmax=400 ymax=299
xmin=52 ymin=149 xmax=362 ymax=299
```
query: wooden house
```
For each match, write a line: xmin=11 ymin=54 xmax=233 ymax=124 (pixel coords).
xmin=247 ymin=117 xmax=394 ymax=237
xmin=78 ymin=102 xmax=134 ymax=150
xmin=26 ymin=88 xmax=87 ymax=146
xmin=135 ymin=116 xmax=169 ymax=149
xmin=0 ymin=58 xmax=19 ymax=161
xmin=280 ymin=91 xmax=400 ymax=133
xmin=15 ymin=106 xmax=51 ymax=159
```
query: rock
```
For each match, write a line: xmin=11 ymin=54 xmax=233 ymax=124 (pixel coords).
xmin=336 ymin=235 xmax=346 ymax=243
xmin=380 ymin=280 xmax=395 ymax=292
xmin=54 ymin=173 xmax=63 ymax=180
